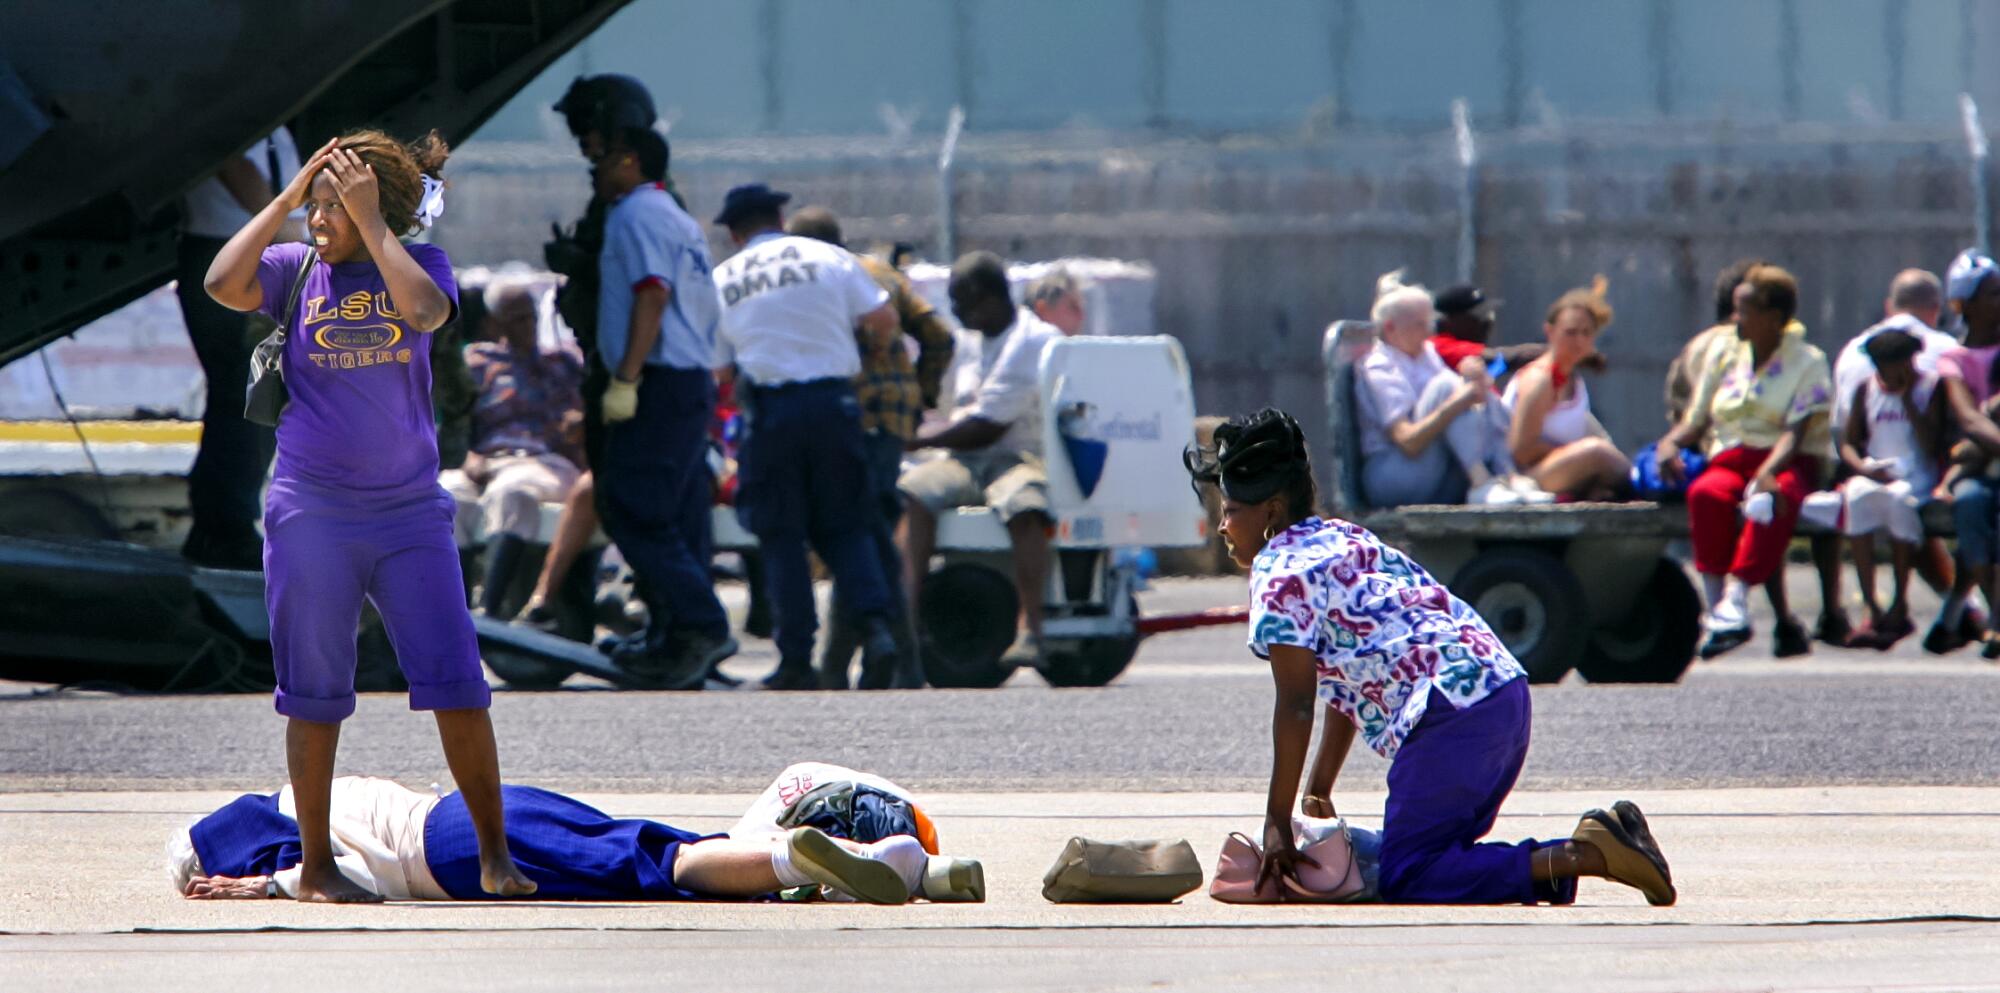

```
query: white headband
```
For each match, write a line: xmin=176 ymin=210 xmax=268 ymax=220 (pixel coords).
xmin=416 ymin=174 xmax=446 ymax=230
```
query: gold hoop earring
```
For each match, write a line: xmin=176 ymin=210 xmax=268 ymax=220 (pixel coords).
xmin=1263 ymin=523 xmax=1279 ymax=543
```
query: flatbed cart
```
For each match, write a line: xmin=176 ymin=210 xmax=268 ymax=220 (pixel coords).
xmin=1322 ymin=319 xmax=1701 ymax=684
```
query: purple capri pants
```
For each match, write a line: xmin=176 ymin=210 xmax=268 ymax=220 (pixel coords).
xmin=1377 ymin=677 xmax=1576 ymax=905
xmin=263 ymin=488 xmax=490 ymax=722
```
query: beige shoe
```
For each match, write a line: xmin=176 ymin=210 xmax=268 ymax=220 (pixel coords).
xmin=1000 ymin=632 xmax=1046 ymax=671
xmin=1573 ymin=810 xmax=1676 ymax=906
xmin=786 ymin=828 xmax=910 ymax=906
xmin=919 ymin=857 xmax=986 ymax=903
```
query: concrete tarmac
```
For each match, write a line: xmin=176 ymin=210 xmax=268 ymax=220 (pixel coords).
xmin=5 ymin=572 xmax=1999 ymax=990
xmin=3 ymin=788 xmax=1998 ymax=991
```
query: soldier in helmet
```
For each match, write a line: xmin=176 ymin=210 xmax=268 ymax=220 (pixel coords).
xmin=516 ymin=75 xmax=661 ymax=639
xmin=546 ymin=72 xmax=658 ymax=452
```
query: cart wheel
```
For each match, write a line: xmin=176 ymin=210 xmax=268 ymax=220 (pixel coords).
xmin=918 ymin=563 xmax=1018 ymax=689
xmin=1575 ymin=559 xmax=1700 ymax=684
xmin=1040 ymin=596 xmax=1140 ymax=687
xmin=1450 ymin=547 xmax=1586 ymax=684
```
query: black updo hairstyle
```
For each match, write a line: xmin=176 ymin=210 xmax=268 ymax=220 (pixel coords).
xmin=1183 ymin=407 xmax=1319 ymax=524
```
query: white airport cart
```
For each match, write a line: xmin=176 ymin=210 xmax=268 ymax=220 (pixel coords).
xmin=911 ymin=334 xmax=1208 ymax=687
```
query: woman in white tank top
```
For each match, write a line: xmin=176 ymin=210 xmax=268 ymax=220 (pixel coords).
xmin=1505 ymin=280 xmax=1632 ymax=500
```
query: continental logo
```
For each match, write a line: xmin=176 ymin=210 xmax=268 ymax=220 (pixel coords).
xmin=314 ymin=323 xmax=403 ymax=352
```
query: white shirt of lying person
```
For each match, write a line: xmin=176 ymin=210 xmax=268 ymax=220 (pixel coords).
xmin=712 ymin=231 xmax=889 ymax=386
xmin=940 ymin=308 xmax=1060 ymax=458
xmin=180 ymin=776 xmax=450 ymax=900
xmin=1356 ymin=338 xmax=1452 ymax=457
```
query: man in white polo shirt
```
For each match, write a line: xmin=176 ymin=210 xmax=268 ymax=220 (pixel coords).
xmin=711 ymin=183 xmax=904 ymax=691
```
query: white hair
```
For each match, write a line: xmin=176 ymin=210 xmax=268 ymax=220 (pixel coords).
xmin=1027 ymin=267 xmax=1084 ymax=307
xmin=1370 ymin=268 xmax=1433 ymax=329
xmin=164 ymin=821 xmax=202 ymax=895
xmin=482 ymin=268 xmax=542 ymax=314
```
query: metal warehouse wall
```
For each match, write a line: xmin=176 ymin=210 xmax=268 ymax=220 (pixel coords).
xmin=468 ymin=0 xmax=2000 ymax=142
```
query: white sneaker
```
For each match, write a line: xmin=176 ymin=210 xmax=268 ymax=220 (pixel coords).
xmin=1706 ymin=600 xmax=1748 ymax=632
xmin=1507 ymin=474 xmax=1557 ymax=504
xmin=1469 ymin=479 xmax=1523 ymax=506
xmin=919 ymin=857 xmax=987 ymax=903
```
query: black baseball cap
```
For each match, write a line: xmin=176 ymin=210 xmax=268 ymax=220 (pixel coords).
xmin=713 ymin=183 xmax=793 ymax=226
xmin=1434 ymin=284 xmax=1499 ymax=318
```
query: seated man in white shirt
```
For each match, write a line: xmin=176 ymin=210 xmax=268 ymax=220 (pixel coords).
xmin=899 ymin=252 xmax=1060 ymax=669
xmin=169 ymin=775 xmax=983 ymax=905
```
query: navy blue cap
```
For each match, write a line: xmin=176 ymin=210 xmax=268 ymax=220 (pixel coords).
xmin=713 ymin=183 xmax=792 ymax=226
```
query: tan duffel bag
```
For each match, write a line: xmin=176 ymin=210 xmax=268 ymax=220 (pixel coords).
xmin=1040 ymin=837 xmax=1204 ymax=903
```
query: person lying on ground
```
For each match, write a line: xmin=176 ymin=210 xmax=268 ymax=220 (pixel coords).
xmin=169 ymin=776 xmax=983 ymax=905
xmin=1185 ymin=407 xmax=1675 ymax=907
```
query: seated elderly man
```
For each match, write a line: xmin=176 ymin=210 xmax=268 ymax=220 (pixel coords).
xmin=1356 ymin=269 xmax=1529 ymax=507
xmin=1025 ymin=267 xmax=1087 ymax=336
xmin=439 ymin=274 xmax=586 ymax=617
xmin=900 ymin=252 xmax=1059 ymax=670
xmin=170 ymin=775 xmax=984 ymax=904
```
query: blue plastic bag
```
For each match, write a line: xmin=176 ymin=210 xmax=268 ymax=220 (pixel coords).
xmin=1629 ymin=442 xmax=1706 ymax=502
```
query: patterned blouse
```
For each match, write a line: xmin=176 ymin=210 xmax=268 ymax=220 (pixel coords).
xmin=1247 ymin=516 xmax=1525 ymax=759
xmin=464 ymin=341 xmax=585 ymax=464
xmin=1685 ymin=326 xmax=1833 ymax=460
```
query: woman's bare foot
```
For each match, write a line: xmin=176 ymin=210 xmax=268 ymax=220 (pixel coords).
xmin=482 ymin=857 xmax=538 ymax=897
xmin=293 ymin=864 xmax=383 ymax=904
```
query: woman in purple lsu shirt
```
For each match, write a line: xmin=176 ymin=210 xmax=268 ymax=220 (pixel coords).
xmin=204 ymin=129 xmax=534 ymax=902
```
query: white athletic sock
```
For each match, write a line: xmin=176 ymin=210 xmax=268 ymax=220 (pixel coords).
xmin=768 ymin=837 xmax=813 ymax=889
xmin=1701 ymin=573 xmax=1726 ymax=612
xmin=1712 ymin=577 xmax=1749 ymax=629
xmin=861 ymin=836 xmax=928 ymax=896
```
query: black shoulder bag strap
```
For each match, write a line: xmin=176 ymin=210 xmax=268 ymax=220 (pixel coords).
xmin=243 ymin=248 xmax=319 ymax=427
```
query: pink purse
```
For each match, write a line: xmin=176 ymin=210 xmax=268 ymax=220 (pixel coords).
xmin=1209 ymin=817 xmax=1364 ymax=904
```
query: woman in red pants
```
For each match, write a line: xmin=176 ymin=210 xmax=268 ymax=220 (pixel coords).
xmin=1653 ymin=264 xmax=1833 ymax=659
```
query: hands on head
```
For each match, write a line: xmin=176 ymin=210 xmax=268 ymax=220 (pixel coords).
xmin=282 ymin=139 xmax=383 ymax=228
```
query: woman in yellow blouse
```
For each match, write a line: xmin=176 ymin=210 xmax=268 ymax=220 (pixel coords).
xmin=1654 ymin=265 xmax=1833 ymax=659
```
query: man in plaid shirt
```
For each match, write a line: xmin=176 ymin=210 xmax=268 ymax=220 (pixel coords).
xmin=787 ymin=207 xmax=953 ymax=688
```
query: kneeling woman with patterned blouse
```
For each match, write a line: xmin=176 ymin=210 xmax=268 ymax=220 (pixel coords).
xmin=1186 ymin=409 xmax=1676 ymax=905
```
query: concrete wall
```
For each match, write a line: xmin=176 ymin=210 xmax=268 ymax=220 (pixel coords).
xmin=468 ymin=0 xmax=2000 ymax=142
xmin=432 ymin=123 xmax=1992 ymax=477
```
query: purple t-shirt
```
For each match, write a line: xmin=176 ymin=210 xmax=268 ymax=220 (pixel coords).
xmin=254 ymin=241 xmax=458 ymax=508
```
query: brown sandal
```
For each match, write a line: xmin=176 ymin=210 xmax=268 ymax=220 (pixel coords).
xmin=1574 ymin=808 xmax=1676 ymax=906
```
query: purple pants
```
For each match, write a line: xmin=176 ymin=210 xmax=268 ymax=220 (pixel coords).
xmin=263 ymin=487 xmax=490 ymax=722
xmin=1378 ymin=677 xmax=1575 ymax=905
